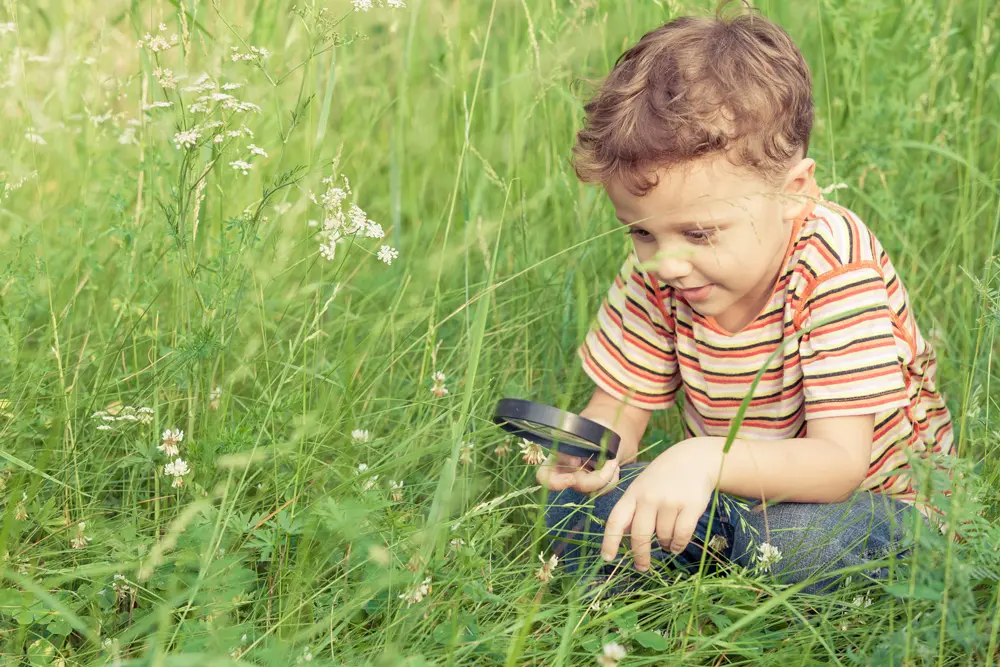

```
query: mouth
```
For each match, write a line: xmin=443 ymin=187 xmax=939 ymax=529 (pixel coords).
xmin=674 ymin=284 xmax=714 ymax=302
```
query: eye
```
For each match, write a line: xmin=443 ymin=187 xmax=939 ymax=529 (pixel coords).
xmin=627 ymin=228 xmax=654 ymax=242
xmin=684 ymin=228 xmax=716 ymax=245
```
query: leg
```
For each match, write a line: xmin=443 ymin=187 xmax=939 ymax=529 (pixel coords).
xmin=544 ymin=462 xmax=736 ymax=586
xmin=728 ymin=491 xmax=924 ymax=594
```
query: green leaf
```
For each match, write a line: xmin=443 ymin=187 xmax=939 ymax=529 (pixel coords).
xmin=883 ymin=583 xmax=943 ymax=601
xmin=632 ymin=631 xmax=668 ymax=651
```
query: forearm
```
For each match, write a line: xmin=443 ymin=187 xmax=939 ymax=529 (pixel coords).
xmin=684 ymin=436 xmax=869 ymax=504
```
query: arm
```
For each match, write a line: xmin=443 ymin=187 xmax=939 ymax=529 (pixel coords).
xmin=579 ymin=387 xmax=653 ymax=466
xmin=676 ymin=414 xmax=875 ymax=504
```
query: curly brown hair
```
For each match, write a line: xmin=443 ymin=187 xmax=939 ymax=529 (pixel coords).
xmin=572 ymin=1 xmax=813 ymax=196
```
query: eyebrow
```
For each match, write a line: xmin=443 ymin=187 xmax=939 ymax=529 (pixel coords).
xmin=616 ymin=216 xmax=725 ymax=229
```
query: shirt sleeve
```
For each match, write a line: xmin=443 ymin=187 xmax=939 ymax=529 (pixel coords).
xmin=577 ymin=252 xmax=681 ymax=410
xmin=796 ymin=265 xmax=910 ymax=420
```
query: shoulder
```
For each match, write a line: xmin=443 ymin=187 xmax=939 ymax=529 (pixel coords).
xmin=797 ymin=201 xmax=885 ymax=271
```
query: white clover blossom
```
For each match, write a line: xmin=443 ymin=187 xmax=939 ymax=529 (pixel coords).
xmin=536 ymin=552 xmax=558 ymax=582
xmin=71 ymin=522 xmax=93 ymax=549
xmin=519 ymin=439 xmax=546 ymax=465
xmin=755 ymin=542 xmax=783 ymax=572
xmin=158 ymin=429 xmax=183 ymax=457
xmin=597 ymin=642 xmax=628 ymax=667
xmin=430 ymin=370 xmax=448 ymax=397
xmin=163 ymin=458 xmax=191 ymax=488
xmin=398 ymin=577 xmax=432 ymax=605
xmin=351 ymin=429 xmax=370 ymax=443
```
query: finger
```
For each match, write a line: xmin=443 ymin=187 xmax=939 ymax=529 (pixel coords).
xmin=601 ymin=496 xmax=635 ymax=562
xmin=655 ymin=504 xmax=680 ymax=557
xmin=570 ymin=458 xmax=620 ymax=494
xmin=536 ymin=456 xmax=576 ymax=491
xmin=593 ymin=464 xmax=621 ymax=498
xmin=669 ymin=505 xmax=703 ymax=554
xmin=630 ymin=504 xmax=658 ymax=572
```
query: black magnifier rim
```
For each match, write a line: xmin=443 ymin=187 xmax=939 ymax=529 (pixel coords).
xmin=492 ymin=398 xmax=621 ymax=461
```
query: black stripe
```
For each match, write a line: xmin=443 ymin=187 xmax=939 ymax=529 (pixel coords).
xmin=798 ymin=332 xmax=896 ymax=360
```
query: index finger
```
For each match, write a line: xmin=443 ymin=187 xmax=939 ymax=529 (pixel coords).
xmin=601 ymin=495 xmax=636 ymax=562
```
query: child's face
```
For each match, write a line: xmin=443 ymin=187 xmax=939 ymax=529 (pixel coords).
xmin=605 ymin=155 xmax=815 ymax=332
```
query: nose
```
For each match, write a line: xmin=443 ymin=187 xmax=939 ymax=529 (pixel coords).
xmin=656 ymin=249 xmax=693 ymax=282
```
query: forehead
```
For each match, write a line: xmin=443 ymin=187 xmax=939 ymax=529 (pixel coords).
xmin=606 ymin=156 xmax=772 ymax=221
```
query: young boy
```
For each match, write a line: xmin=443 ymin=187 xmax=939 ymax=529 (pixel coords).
xmin=540 ymin=3 xmax=955 ymax=594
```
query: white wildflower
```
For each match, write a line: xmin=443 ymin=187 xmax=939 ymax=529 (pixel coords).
xmin=363 ymin=474 xmax=380 ymax=491
xmin=118 ymin=127 xmax=137 ymax=145
xmin=227 ymin=124 xmax=254 ymax=138
xmin=209 ymin=386 xmax=222 ymax=410
xmin=708 ymin=533 xmax=730 ymax=553
xmin=158 ymin=429 xmax=183 ymax=457
xmin=519 ymin=439 xmax=546 ymax=465
xmin=24 ymin=127 xmax=46 ymax=145
xmin=187 ymin=100 xmax=210 ymax=114
xmin=354 ymin=0 xmax=406 ymax=9
xmin=494 ymin=439 xmax=511 ymax=457
xmin=173 ymin=128 xmax=200 ymax=150
xmin=182 ymin=73 xmax=216 ymax=93
xmin=430 ymin=370 xmax=448 ymax=397
xmin=377 ymin=245 xmax=399 ymax=265
xmin=230 ymin=160 xmax=253 ymax=175
xmin=597 ymin=642 xmax=628 ymax=667
xmin=365 ymin=221 xmax=384 ymax=239
xmin=351 ymin=429 xmax=370 ymax=443
xmin=153 ymin=67 xmax=177 ymax=89
xmin=853 ymin=594 xmax=873 ymax=608
xmin=163 ymin=458 xmax=191 ymax=488
xmin=222 ymin=82 xmax=244 ymax=90
xmin=755 ymin=542 xmax=783 ymax=572
xmin=449 ymin=538 xmax=465 ymax=550
xmin=356 ymin=463 xmax=369 ymax=474
xmin=459 ymin=441 xmax=474 ymax=465
xmin=0 ymin=22 xmax=16 ymax=35
xmin=390 ymin=480 xmax=404 ymax=502
xmin=71 ymin=522 xmax=93 ymax=549
xmin=398 ymin=577 xmax=432 ymax=605
xmin=14 ymin=497 xmax=28 ymax=521
xmin=97 ymin=424 xmax=114 ymax=431
xmin=536 ymin=552 xmax=558 ymax=582
xmin=247 ymin=143 xmax=268 ymax=157
xmin=142 ymin=101 xmax=173 ymax=111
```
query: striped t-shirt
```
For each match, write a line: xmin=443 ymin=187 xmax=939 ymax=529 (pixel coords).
xmin=579 ymin=197 xmax=954 ymax=516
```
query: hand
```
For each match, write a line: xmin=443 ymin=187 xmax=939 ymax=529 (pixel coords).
xmin=536 ymin=451 xmax=620 ymax=495
xmin=601 ymin=440 xmax=718 ymax=571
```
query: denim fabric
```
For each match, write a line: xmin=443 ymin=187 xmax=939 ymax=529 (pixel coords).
xmin=544 ymin=462 xmax=924 ymax=595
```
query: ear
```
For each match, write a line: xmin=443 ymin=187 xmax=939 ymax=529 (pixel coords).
xmin=781 ymin=158 xmax=816 ymax=222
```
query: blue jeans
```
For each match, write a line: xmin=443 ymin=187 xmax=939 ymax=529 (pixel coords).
xmin=544 ymin=463 xmax=925 ymax=595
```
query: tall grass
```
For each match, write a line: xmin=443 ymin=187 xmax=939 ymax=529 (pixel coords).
xmin=0 ymin=0 xmax=998 ymax=664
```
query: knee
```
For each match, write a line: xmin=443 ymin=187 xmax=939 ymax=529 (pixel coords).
xmin=544 ymin=487 xmax=587 ymax=534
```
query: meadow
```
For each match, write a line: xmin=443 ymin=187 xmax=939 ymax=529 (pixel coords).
xmin=1 ymin=0 xmax=1000 ymax=664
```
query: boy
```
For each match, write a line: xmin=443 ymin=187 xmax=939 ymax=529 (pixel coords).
xmin=540 ymin=3 xmax=955 ymax=594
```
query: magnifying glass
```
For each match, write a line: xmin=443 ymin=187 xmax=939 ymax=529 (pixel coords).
xmin=492 ymin=398 xmax=621 ymax=469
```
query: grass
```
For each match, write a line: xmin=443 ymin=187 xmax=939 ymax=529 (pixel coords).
xmin=1 ymin=0 xmax=999 ymax=664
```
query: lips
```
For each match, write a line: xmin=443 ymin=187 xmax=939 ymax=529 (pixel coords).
xmin=674 ymin=284 xmax=714 ymax=302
